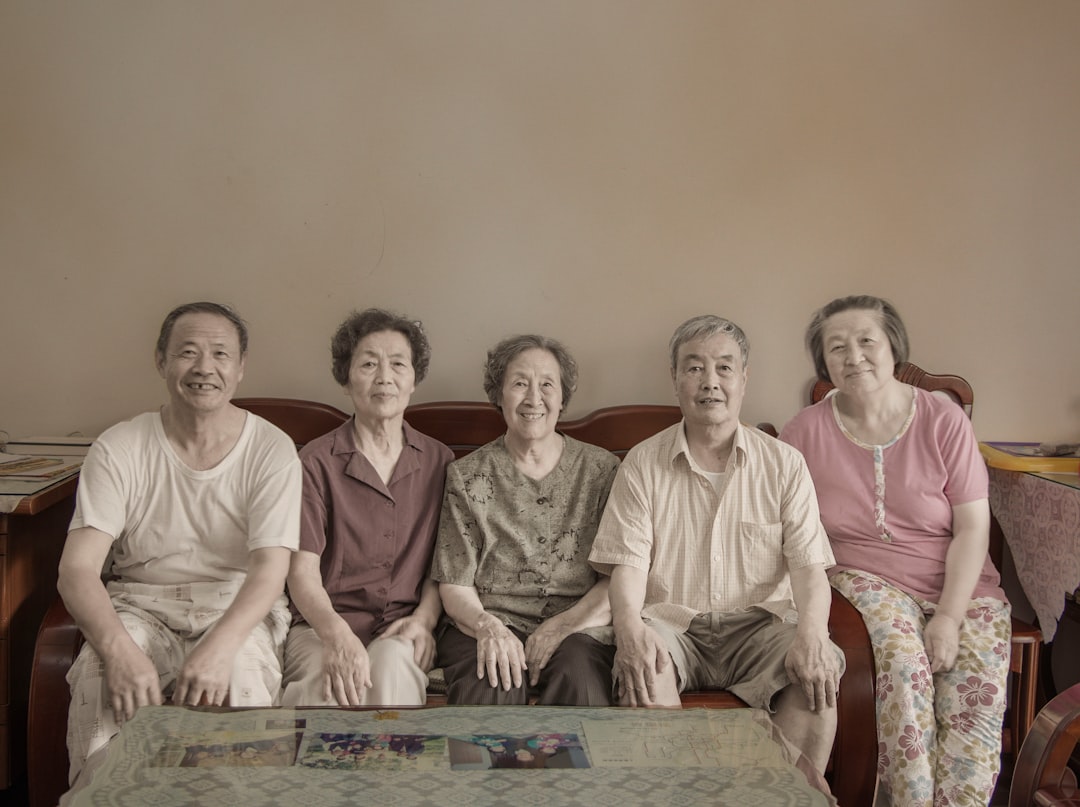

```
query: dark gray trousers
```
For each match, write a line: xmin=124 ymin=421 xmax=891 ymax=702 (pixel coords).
xmin=437 ymin=624 xmax=615 ymax=706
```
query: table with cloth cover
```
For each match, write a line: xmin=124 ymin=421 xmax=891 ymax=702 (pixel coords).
xmin=987 ymin=467 xmax=1080 ymax=642
xmin=72 ymin=704 xmax=834 ymax=806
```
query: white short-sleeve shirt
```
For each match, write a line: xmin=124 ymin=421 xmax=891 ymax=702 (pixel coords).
xmin=70 ymin=411 xmax=301 ymax=584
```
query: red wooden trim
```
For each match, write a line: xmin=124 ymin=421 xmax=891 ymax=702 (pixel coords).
xmin=233 ymin=397 xmax=349 ymax=446
xmin=28 ymin=598 xmax=82 ymax=807
xmin=12 ymin=474 xmax=80 ymax=516
xmin=810 ymin=361 xmax=974 ymax=417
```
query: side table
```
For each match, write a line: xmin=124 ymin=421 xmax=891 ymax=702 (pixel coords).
xmin=0 ymin=476 xmax=77 ymax=790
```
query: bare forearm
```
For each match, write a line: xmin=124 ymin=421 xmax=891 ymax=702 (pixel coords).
xmin=58 ymin=527 xmax=134 ymax=656
xmin=59 ymin=568 xmax=135 ymax=656
xmin=789 ymin=563 xmax=831 ymax=637
xmin=544 ymin=577 xmax=611 ymax=632
xmin=609 ymin=565 xmax=649 ymax=630
xmin=288 ymin=557 xmax=354 ymax=641
xmin=439 ymin=583 xmax=493 ymax=638
xmin=937 ymin=500 xmax=990 ymax=622
xmin=202 ymin=547 xmax=290 ymax=650
xmin=938 ymin=533 xmax=987 ymax=621
xmin=410 ymin=578 xmax=443 ymax=632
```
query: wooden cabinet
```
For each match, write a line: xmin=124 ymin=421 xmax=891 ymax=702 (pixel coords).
xmin=0 ymin=477 xmax=77 ymax=790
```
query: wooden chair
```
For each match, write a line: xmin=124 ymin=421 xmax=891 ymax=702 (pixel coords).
xmin=1009 ymin=681 xmax=1080 ymax=806
xmin=29 ymin=399 xmax=877 ymax=807
xmin=810 ymin=361 xmax=1043 ymax=757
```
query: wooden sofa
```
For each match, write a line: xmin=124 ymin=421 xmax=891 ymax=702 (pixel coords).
xmin=28 ymin=399 xmax=877 ymax=807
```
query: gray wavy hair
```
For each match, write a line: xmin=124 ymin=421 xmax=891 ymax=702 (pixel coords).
xmin=482 ymin=334 xmax=578 ymax=412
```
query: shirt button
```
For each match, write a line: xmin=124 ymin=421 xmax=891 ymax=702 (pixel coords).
xmin=538 ymin=536 xmax=547 ymax=544
xmin=537 ymin=497 xmax=548 ymax=504
xmin=713 ymin=593 xmax=722 ymax=600
xmin=713 ymin=555 xmax=721 ymax=562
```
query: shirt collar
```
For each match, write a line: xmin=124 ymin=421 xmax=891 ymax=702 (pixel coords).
xmin=668 ymin=420 xmax=749 ymax=473
xmin=330 ymin=416 xmax=422 ymax=492
xmin=330 ymin=416 xmax=426 ymax=457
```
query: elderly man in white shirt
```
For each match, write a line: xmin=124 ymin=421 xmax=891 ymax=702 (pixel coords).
xmin=58 ymin=302 xmax=301 ymax=796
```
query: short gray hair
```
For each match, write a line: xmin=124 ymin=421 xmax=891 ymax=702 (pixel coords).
xmin=669 ymin=315 xmax=750 ymax=370
xmin=805 ymin=295 xmax=909 ymax=383
xmin=482 ymin=334 xmax=578 ymax=412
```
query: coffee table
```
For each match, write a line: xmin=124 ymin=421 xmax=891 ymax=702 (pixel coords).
xmin=72 ymin=705 xmax=834 ymax=806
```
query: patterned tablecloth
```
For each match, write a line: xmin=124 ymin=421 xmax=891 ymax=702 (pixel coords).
xmin=74 ymin=705 xmax=833 ymax=806
xmin=988 ymin=467 xmax=1080 ymax=641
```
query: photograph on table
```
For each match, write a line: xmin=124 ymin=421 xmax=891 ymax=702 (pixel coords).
xmin=300 ymin=732 xmax=447 ymax=771
xmin=448 ymin=733 xmax=589 ymax=769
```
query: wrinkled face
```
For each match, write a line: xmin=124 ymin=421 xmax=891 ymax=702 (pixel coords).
xmin=499 ymin=348 xmax=563 ymax=442
xmin=345 ymin=330 xmax=416 ymax=421
xmin=821 ymin=309 xmax=895 ymax=395
xmin=156 ymin=312 xmax=246 ymax=414
xmin=672 ymin=332 xmax=747 ymax=430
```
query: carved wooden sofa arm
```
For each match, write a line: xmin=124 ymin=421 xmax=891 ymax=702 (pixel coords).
xmin=28 ymin=596 xmax=83 ymax=807
xmin=1009 ymin=682 xmax=1080 ymax=807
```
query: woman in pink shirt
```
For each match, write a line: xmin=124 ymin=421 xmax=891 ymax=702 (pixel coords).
xmin=781 ymin=295 xmax=1009 ymax=807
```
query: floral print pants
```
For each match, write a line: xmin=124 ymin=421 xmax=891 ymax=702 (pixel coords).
xmin=831 ymin=570 xmax=1011 ymax=807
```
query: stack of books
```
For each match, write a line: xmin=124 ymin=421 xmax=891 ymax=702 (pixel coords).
xmin=4 ymin=435 xmax=94 ymax=457
xmin=0 ymin=436 xmax=92 ymax=499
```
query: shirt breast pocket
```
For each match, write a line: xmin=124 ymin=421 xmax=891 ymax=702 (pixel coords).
xmin=736 ymin=521 xmax=784 ymax=589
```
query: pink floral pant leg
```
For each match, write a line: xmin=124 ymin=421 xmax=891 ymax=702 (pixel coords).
xmin=832 ymin=570 xmax=1010 ymax=807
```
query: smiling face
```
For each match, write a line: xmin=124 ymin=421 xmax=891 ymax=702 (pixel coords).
xmin=344 ymin=329 xmax=417 ymax=423
xmin=156 ymin=312 xmax=246 ymax=414
xmin=821 ymin=308 xmax=896 ymax=396
xmin=499 ymin=347 xmax=563 ymax=443
xmin=672 ymin=332 xmax=747 ymax=431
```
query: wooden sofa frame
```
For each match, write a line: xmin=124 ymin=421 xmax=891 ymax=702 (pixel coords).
xmin=1009 ymin=681 xmax=1080 ymax=806
xmin=28 ymin=399 xmax=877 ymax=807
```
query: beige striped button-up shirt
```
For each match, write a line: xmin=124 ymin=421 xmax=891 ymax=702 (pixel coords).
xmin=589 ymin=421 xmax=834 ymax=632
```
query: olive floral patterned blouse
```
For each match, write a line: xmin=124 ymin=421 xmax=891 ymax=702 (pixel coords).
xmin=430 ymin=435 xmax=619 ymax=636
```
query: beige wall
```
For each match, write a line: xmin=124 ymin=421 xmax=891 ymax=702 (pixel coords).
xmin=2 ymin=2 xmax=1079 ymax=442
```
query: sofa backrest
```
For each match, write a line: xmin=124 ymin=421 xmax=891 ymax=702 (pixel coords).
xmin=404 ymin=401 xmax=683 ymax=459
xmin=237 ymin=397 xmax=685 ymax=459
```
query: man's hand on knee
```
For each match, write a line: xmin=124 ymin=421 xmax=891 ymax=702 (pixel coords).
xmin=613 ymin=619 xmax=670 ymax=707
xmin=784 ymin=629 xmax=841 ymax=712
xmin=173 ymin=640 xmax=235 ymax=708
xmin=103 ymin=639 xmax=164 ymax=724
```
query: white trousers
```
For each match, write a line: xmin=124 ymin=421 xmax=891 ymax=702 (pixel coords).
xmin=280 ymin=622 xmax=429 ymax=707
xmin=65 ymin=581 xmax=290 ymax=784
